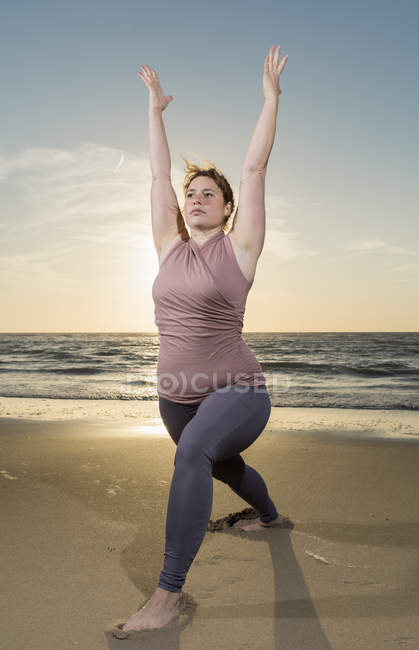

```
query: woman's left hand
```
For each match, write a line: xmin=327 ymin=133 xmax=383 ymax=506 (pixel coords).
xmin=263 ymin=45 xmax=288 ymax=99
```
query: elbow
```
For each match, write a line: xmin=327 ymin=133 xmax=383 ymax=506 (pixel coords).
xmin=151 ymin=173 xmax=172 ymax=181
xmin=241 ymin=167 xmax=266 ymax=180
xmin=241 ymin=165 xmax=267 ymax=179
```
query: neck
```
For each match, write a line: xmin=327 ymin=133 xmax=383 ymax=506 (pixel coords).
xmin=190 ymin=228 xmax=223 ymax=248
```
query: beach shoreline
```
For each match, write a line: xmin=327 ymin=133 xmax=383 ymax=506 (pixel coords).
xmin=1 ymin=396 xmax=418 ymax=441
xmin=1 ymin=400 xmax=418 ymax=649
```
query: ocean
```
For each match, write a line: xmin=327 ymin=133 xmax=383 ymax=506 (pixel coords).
xmin=0 ymin=332 xmax=418 ymax=410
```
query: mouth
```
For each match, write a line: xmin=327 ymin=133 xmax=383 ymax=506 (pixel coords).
xmin=192 ymin=210 xmax=204 ymax=214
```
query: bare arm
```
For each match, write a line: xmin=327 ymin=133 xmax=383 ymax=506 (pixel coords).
xmin=241 ymin=96 xmax=279 ymax=175
xmin=148 ymin=107 xmax=171 ymax=179
xmin=242 ymin=45 xmax=288 ymax=174
xmin=231 ymin=45 xmax=288 ymax=256
xmin=137 ymin=66 xmax=186 ymax=252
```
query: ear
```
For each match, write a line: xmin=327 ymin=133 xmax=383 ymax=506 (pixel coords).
xmin=224 ymin=201 xmax=233 ymax=216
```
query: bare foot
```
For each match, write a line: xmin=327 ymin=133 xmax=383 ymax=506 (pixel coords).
xmin=232 ymin=513 xmax=286 ymax=532
xmin=122 ymin=587 xmax=182 ymax=633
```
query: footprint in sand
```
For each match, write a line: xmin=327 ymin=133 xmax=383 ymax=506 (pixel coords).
xmin=0 ymin=470 xmax=18 ymax=480
xmin=106 ymin=485 xmax=123 ymax=496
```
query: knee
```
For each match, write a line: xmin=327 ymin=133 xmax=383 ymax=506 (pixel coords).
xmin=174 ymin=439 xmax=213 ymax=466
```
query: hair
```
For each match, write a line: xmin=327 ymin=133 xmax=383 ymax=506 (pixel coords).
xmin=180 ymin=155 xmax=235 ymax=232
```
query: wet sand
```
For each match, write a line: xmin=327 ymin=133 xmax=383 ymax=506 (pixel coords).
xmin=0 ymin=398 xmax=418 ymax=649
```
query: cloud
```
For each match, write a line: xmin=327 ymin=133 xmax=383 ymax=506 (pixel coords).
xmin=382 ymin=262 xmax=419 ymax=275
xmin=310 ymin=200 xmax=327 ymax=207
xmin=113 ymin=154 xmax=125 ymax=173
xmin=0 ymin=142 xmax=151 ymax=235
xmin=346 ymin=239 xmax=419 ymax=256
xmin=262 ymin=228 xmax=318 ymax=260
xmin=260 ymin=193 xmax=318 ymax=260
xmin=0 ymin=142 xmax=309 ymax=274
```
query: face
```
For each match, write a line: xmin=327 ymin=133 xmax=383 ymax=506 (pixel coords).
xmin=184 ymin=176 xmax=232 ymax=230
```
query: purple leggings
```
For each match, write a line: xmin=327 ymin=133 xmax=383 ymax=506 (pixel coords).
xmin=157 ymin=384 xmax=279 ymax=593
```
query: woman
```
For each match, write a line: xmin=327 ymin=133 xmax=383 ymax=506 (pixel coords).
xmin=122 ymin=44 xmax=289 ymax=635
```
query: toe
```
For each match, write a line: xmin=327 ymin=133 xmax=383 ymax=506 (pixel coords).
xmin=111 ymin=624 xmax=130 ymax=639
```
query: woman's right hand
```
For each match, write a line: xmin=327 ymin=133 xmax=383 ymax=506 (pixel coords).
xmin=137 ymin=65 xmax=173 ymax=112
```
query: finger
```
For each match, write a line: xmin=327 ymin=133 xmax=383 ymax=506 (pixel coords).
xmin=137 ymin=70 xmax=152 ymax=88
xmin=137 ymin=72 xmax=151 ymax=88
xmin=269 ymin=45 xmax=274 ymax=68
xmin=273 ymin=44 xmax=280 ymax=67
xmin=278 ymin=54 xmax=289 ymax=74
xmin=143 ymin=66 xmax=154 ymax=81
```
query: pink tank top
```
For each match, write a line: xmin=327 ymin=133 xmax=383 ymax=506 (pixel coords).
xmin=152 ymin=229 xmax=266 ymax=404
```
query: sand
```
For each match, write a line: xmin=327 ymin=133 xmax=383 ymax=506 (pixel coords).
xmin=0 ymin=397 xmax=418 ymax=649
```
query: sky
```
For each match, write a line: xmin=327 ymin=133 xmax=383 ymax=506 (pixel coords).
xmin=1 ymin=0 xmax=418 ymax=333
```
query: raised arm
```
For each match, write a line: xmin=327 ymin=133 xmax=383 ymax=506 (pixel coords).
xmin=137 ymin=65 xmax=187 ymax=254
xmin=230 ymin=45 xmax=288 ymax=257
